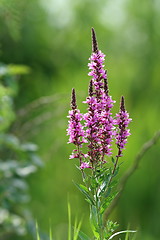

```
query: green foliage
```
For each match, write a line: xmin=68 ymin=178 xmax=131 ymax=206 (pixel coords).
xmin=36 ymin=222 xmax=41 ymax=240
xmin=68 ymin=202 xmax=82 ymax=240
xmin=0 ymin=64 xmax=30 ymax=77
xmin=35 ymin=203 xmax=82 ymax=240
xmin=106 ymin=221 xmax=119 ymax=239
xmin=74 ymin=163 xmax=123 ymax=240
xmin=0 ymin=0 xmax=23 ymax=40
xmin=78 ymin=230 xmax=90 ymax=240
xmin=0 ymin=84 xmax=14 ymax=131
xmin=73 ymin=161 xmax=137 ymax=240
xmin=74 ymin=183 xmax=94 ymax=206
xmin=0 ymin=63 xmax=42 ymax=239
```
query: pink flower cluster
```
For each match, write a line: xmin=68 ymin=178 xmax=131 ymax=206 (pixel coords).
xmin=67 ymin=28 xmax=131 ymax=169
xmin=115 ymin=96 xmax=132 ymax=157
xmin=67 ymin=108 xmax=85 ymax=146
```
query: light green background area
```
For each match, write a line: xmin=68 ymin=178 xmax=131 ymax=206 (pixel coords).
xmin=0 ymin=0 xmax=160 ymax=239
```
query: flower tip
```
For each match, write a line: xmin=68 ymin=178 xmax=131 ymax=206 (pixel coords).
xmin=91 ymin=27 xmax=98 ymax=53
xmin=72 ymin=88 xmax=75 ymax=96
xmin=71 ymin=88 xmax=77 ymax=110
xmin=121 ymin=95 xmax=124 ymax=102
xmin=120 ymin=95 xmax=125 ymax=112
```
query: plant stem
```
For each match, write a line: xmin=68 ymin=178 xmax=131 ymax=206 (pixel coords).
xmin=95 ymin=179 xmax=104 ymax=240
xmin=107 ymin=151 xmax=120 ymax=190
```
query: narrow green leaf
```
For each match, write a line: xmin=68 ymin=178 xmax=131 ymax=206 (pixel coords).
xmin=74 ymin=182 xmax=94 ymax=205
xmin=73 ymin=218 xmax=82 ymax=240
xmin=68 ymin=202 xmax=72 ymax=240
xmin=85 ymin=198 xmax=94 ymax=205
xmin=79 ymin=184 xmax=89 ymax=193
xmin=101 ymin=192 xmax=117 ymax=212
xmin=7 ymin=64 xmax=31 ymax=75
xmin=111 ymin=157 xmax=115 ymax=164
xmin=90 ymin=206 xmax=99 ymax=238
xmin=130 ymin=231 xmax=137 ymax=240
xmin=78 ymin=230 xmax=91 ymax=240
xmin=104 ymin=187 xmax=111 ymax=198
xmin=36 ymin=221 xmax=40 ymax=240
xmin=49 ymin=226 xmax=53 ymax=240
xmin=90 ymin=205 xmax=98 ymax=226
xmin=113 ymin=166 xmax=119 ymax=177
xmin=125 ymin=230 xmax=129 ymax=240
xmin=125 ymin=224 xmax=131 ymax=240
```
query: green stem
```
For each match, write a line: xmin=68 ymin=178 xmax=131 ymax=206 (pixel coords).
xmin=107 ymin=148 xmax=121 ymax=189
xmin=95 ymin=183 xmax=104 ymax=240
xmin=102 ymin=150 xmax=121 ymax=227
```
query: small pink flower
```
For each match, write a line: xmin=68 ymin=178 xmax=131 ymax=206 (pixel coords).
xmin=80 ymin=162 xmax=91 ymax=169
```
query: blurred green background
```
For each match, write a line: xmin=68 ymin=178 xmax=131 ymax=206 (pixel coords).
xmin=0 ymin=0 xmax=160 ymax=239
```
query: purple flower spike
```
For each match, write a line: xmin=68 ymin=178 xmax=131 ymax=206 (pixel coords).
xmin=84 ymin=29 xmax=116 ymax=165
xmin=88 ymin=28 xmax=107 ymax=99
xmin=115 ymin=96 xmax=132 ymax=157
xmin=91 ymin=27 xmax=98 ymax=53
xmin=67 ymin=28 xmax=132 ymax=170
xmin=67 ymin=88 xmax=86 ymax=147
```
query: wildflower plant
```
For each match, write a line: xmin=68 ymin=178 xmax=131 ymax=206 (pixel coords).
xmin=67 ymin=28 xmax=132 ymax=240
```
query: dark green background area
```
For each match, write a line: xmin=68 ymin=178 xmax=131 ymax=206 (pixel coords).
xmin=0 ymin=0 xmax=160 ymax=239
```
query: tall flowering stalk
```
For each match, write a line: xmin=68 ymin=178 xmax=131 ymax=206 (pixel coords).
xmin=67 ymin=28 xmax=132 ymax=240
xmin=83 ymin=28 xmax=115 ymax=168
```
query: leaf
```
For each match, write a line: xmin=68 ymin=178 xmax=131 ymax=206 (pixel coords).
xmin=31 ymin=154 xmax=43 ymax=167
xmin=78 ymin=184 xmax=89 ymax=193
xmin=16 ymin=165 xmax=37 ymax=177
xmin=7 ymin=64 xmax=31 ymax=75
xmin=90 ymin=206 xmax=98 ymax=226
xmin=36 ymin=221 xmax=40 ymax=240
xmin=111 ymin=157 xmax=115 ymax=164
xmin=21 ymin=142 xmax=38 ymax=152
xmin=107 ymin=220 xmax=119 ymax=233
xmin=113 ymin=166 xmax=119 ymax=177
xmin=68 ymin=202 xmax=72 ymax=240
xmin=78 ymin=230 xmax=90 ymax=240
xmin=101 ymin=192 xmax=117 ymax=212
xmin=90 ymin=177 xmax=98 ymax=189
xmin=49 ymin=225 xmax=53 ymax=240
xmin=11 ymin=178 xmax=28 ymax=190
xmin=110 ymin=179 xmax=118 ymax=188
xmin=103 ymin=187 xmax=112 ymax=198
xmin=0 ymin=160 xmax=18 ymax=176
xmin=104 ymin=173 xmax=112 ymax=185
xmin=73 ymin=217 xmax=82 ymax=240
xmin=0 ymin=134 xmax=21 ymax=151
xmin=100 ymin=188 xmax=112 ymax=214
xmin=90 ymin=205 xmax=100 ymax=238
xmin=85 ymin=198 xmax=93 ymax=205
xmin=74 ymin=182 xmax=94 ymax=205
